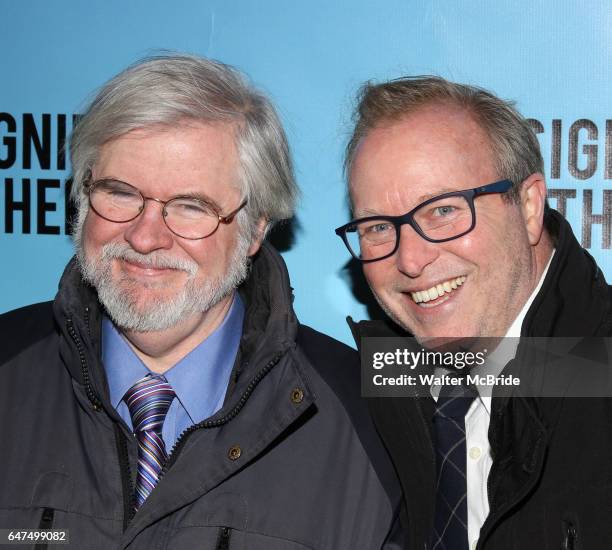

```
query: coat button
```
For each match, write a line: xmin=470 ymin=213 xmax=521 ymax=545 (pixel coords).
xmin=291 ymin=388 xmax=304 ymax=404
xmin=228 ymin=446 xmax=242 ymax=461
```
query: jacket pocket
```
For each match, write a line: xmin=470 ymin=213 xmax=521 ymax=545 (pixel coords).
xmin=561 ymin=520 xmax=578 ymax=550
xmin=215 ymin=526 xmax=231 ymax=550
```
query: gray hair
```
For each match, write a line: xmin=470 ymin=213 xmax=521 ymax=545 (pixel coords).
xmin=345 ymin=76 xmax=544 ymax=202
xmin=70 ymin=54 xmax=298 ymax=241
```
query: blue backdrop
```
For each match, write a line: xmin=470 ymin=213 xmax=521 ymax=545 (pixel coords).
xmin=1 ymin=0 xmax=610 ymax=345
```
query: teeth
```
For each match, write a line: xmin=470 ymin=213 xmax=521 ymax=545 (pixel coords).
xmin=410 ymin=276 xmax=466 ymax=304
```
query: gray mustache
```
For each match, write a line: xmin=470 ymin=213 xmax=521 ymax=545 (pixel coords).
xmin=100 ymin=243 xmax=198 ymax=277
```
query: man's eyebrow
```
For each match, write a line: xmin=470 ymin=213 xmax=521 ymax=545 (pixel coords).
xmin=353 ymin=186 xmax=464 ymax=218
xmin=414 ymin=187 xmax=462 ymax=203
xmin=353 ymin=208 xmax=385 ymax=218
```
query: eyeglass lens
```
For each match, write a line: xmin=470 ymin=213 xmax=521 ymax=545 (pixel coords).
xmin=89 ymin=179 xmax=220 ymax=239
xmin=345 ymin=194 xmax=473 ymax=261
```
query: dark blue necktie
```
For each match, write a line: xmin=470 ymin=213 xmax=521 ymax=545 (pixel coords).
xmin=431 ymin=379 xmax=477 ymax=550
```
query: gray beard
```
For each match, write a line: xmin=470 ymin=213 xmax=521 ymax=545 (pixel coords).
xmin=76 ymin=238 xmax=250 ymax=333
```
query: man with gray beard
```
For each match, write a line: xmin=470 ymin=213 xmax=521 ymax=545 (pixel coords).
xmin=0 ymin=54 xmax=401 ymax=549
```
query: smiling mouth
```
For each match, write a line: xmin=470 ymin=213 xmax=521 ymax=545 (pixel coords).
xmin=410 ymin=276 xmax=466 ymax=305
xmin=121 ymin=258 xmax=181 ymax=275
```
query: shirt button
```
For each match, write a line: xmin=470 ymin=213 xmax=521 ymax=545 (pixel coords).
xmin=472 ymin=540 xmax=478 ymax=550
xmin=469 ymin=447 xmax=482 ymax=460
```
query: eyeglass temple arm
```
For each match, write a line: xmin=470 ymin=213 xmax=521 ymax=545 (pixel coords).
xmin=219 ymin=199 xmax=248 ymax=224
xmin=473 ymin=179 xmax=513 ymax=196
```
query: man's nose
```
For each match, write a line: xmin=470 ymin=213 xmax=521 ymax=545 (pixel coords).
xmin=123 ymin=200 xmax=175 ymax=253
xmin=395 ymin=224 xmax=440 ymax=277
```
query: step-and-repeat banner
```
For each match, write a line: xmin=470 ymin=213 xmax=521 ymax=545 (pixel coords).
xmin=1 ymin=1 xmax=610 ymax=345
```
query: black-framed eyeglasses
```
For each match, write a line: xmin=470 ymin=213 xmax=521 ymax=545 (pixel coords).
xmin=86 ymin=178 xmax=247 ymax=240
xmin=335 ymin=179 xmax=513 ymax=263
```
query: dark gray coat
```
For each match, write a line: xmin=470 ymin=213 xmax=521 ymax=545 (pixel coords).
xmin=0 ymin=243 xmax=401 ymax=549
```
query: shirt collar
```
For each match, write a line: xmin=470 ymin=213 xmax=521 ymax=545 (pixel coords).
xmin=102 ymin=318 xmax=149 ymax=411
xmin=162 ymin=294 xmax=244 ymax=422
xmin=102 ymin=293 xmax=245 ymax=423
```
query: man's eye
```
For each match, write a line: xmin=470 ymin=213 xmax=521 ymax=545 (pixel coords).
xmin=102 ymin=186 xmax=140 ymax=201
xmin=362 ymin=222 xmax=392 ymax=235
xmin=108 ymin=189 xmax=138 ymax=198
xmin=170 ymin=200 xmax=213 ymax=217
xmin=179 ymin=202 xmax=205 ymax=212
xmin=432 ymin=205 xmax=456 ymax=217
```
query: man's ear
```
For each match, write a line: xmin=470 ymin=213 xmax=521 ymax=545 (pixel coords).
xmin=247 ymin=217 xmax=269 ymax=256
xmin=519 ymin=173 xmax=547 ymax=246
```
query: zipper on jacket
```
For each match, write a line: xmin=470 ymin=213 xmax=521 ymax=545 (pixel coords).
xmin=84 ymin=306 xmax=92 ymax=340
xmin=561 ymin=521 xmax=578 ymax=550
xmin=215 ymin=527 xmax=232 ymax=550
xmin=160 ymin=352 xmax=284 ymax=478
xmin=33 ymin=508 xmax=54 ymax=550
xmin=114 ymin=423 xmax=136 ymax=528
xmin=68 ymin=316 xmax=139 ymax=530
xmin=66 ymin=317 xmax=103 ymax=411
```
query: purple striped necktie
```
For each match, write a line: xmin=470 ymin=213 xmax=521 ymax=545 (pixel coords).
xmin=124 ymin=374 xmax=175 ymax=510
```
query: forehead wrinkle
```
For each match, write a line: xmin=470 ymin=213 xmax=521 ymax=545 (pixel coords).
xmin=352 ymin=187 xmax=404 ymax=217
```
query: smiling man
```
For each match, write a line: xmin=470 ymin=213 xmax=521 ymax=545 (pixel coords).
xmin=0 ymin=55 xmax=401 ymax=549
xmin=337 ymin=77 xmax=612 ymax=549
xmin=346 ymin=103 xmax=551 ymax=340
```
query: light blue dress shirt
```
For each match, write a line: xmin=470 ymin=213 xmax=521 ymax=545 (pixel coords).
xmin=102 ymin=294 xmax=244 ymax=453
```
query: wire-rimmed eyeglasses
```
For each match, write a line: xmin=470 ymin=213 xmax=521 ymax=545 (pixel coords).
xmin=335 ymin=180 xmax=513 ymax=263
xmin=86 ymin=178 xmax=247 ymax=240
